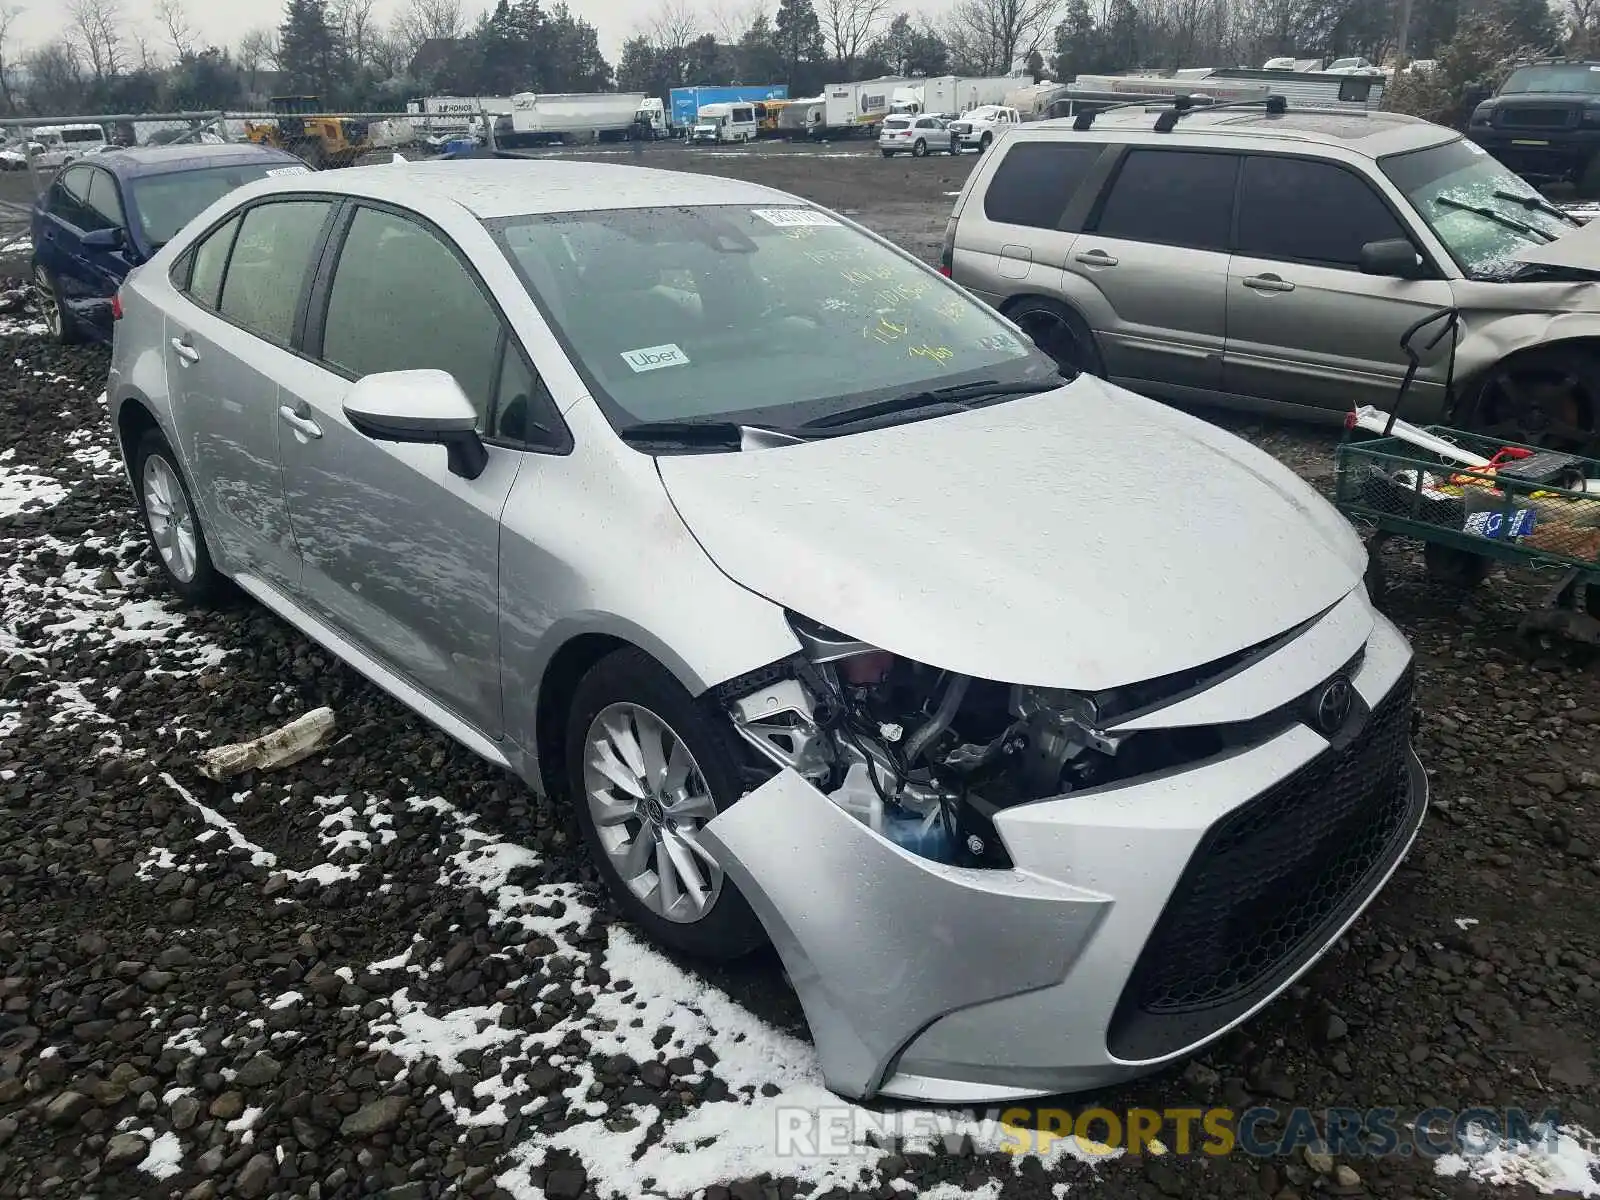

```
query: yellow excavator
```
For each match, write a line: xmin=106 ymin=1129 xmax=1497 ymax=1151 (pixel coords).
xmin=244 ymin=96 xmax=370 ymax=168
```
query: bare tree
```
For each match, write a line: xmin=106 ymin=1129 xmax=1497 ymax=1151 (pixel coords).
xmin=156 ymin=0 xmax=196 ymax=60
xmin=944 ymin=0 xmax=1059 ymax=73
xmin=0 ymin=4 xmax=21 ymax=115
xmin=330 ymin=0 xmax=378 ymax=69
xmin=706 ymin=0 xmax=763 ymax=43
xmin=236 ymin=26 xmax=278 ymax=71
xmin=1571 ymin=0 xmax=1600 ymax=54
xmin=648 ymin=0 xmax=702 ymax=54
xmin=821 ymin=0 xmax=890 ymax=70
xmin=25 ymin=40 xmax=88 ymax=115
xmin=68 ymin=0 xmax=125 ymax=80
xmin=366 ymin=28 xmax=410 ymax=79
xmin=394 ymin=0 xmax=466 ymax=58
xmin=128 ymin=25 xmax=161 ymax=70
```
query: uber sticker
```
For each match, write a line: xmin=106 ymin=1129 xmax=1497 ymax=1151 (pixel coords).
xmin=266 ymin=164 xmax=312 ymax=176
xmin=752 ymin=208 xmax=840 ymax=228
xmin=622 ymin=343 xmax=690 ymax=373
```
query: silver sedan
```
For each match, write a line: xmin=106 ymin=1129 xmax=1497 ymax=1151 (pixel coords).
xmin=106 ymin=159 xmax=1425 ymax=1104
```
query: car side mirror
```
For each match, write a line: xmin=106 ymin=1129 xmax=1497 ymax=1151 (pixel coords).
xmin=81 ymin=226 xmax=124 ymax=249
xmin=1360 ymin=238 xmax=1425 ymax=279
xmin=343 ymin=368 xmax=488 ymax=479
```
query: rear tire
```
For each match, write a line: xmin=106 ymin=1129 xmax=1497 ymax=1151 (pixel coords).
xmin=881 ymin=149 xmax=894 ymax=157
xmin=912 ymin=138 xmax=928 ymax=157
xmin=1423 ymin=542 xmax=1492 ymax=591
xmin=1006 ymin=297 xmax=1104 ymax=378
xmin=133 ymin=430 xmax=223 ymax=605
xmin=566 ymin=648 xmax=766 ymax=960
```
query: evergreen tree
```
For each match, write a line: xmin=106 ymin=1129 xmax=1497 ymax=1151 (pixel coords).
xmin=278 ymin=0 xmax=343 ymax=100
xmin=774 ymin=0 xmax=824 ymax=88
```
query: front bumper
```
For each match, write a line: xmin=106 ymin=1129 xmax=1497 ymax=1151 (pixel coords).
xmin=1469 ymin=128 xmax=1600 ymax=175
xmin=703 ymin=607 xmax=1424 ymax=1102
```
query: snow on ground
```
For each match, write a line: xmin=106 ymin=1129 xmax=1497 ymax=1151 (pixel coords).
xmin=0 ymin=449 xmax=68 ymax=516
xmin=1435 ymin=1122 xmax=1600 ymax=1196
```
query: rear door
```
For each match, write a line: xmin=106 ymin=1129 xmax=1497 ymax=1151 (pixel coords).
xmin=275 ymin=201 xmax=534 ymax=737
xmin=1071 ymin=147 xmax=1239 ymax=393
xmin=163 ymin=196 xmax=337 ymax=592
xmin=1223 ymin=154 xmax=1455 ymax=411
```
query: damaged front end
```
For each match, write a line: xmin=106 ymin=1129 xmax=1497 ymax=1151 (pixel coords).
xmin=699 ymin=602 xmax=1426 ymax=1103
xmin=714 ymin=612 xmax=1297 ymax=870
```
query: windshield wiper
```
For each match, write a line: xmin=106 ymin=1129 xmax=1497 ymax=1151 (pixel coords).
xmin=1435 ymin=195 xmax=1557 ymax=242
xmin=615 ymin=418 xmax=798 ymax=449
xmin=801 ymin=379 xmax=1060 ymax=430
xmin=1492 ymin=188 xmax=1577 ymax=223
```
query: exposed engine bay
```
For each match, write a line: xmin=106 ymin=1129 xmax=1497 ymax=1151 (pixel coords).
xmin=716 ymin=615 xmax=1276 ymax=867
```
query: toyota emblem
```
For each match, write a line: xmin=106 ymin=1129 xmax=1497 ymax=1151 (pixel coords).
xmin=1314 ymin=676 xmax=1354 ymax=735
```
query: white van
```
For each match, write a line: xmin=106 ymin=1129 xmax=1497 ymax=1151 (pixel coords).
xmin=30 ymin=124 xmax=108 ymax=168
xmin=689 ymin=102 xmax=757 ymax=144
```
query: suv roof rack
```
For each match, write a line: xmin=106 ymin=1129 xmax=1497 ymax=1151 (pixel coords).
xmin=1153 ymin=92 xmax=1287 ymax=131
xmin=1071 ymin=91 xmax=1288 ymax=131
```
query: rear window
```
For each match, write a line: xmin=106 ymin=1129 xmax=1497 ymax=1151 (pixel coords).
xmin=131 ymin=161 xmax=307 ymax=247
xmin=61 ymin=127 xmax=104 ymax=144
xmin=884 ymin=117 xmax=911 ymax=129
xmin=982 ymin=142 xmax=1103 ymax=229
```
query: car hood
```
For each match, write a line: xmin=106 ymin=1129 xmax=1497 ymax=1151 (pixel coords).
xmin=1516 ymin=210 xmax=1600 ymax=270
xmin=657 ymin=376 xmax=1365 ymax=691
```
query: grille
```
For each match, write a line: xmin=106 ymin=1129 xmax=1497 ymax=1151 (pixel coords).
xmin=1498 ymin=106 xmax=1575 ymax=128
xmin=1108 ymin=666 xmax=1418 ymax=1060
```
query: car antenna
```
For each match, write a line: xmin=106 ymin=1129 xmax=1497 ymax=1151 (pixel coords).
xmin=1154 ymin=92 xmax=1288 ymax=132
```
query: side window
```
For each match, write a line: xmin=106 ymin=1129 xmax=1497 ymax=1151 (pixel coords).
xmin=491 ymin=342 xmax=560 ymax=446
xmin=983 ymin=143 xmax=1103 ymax=229
xmin=1236 ymin=156 xmax=1408 ymax=269
xmin=217 ymin=200 xmax=333 ymax=346
xmin=184 ymin=215 xmax=242 ymax=310
xmin=319 ymin=205 xmax=502 ymax=430
xmin=1093 ymin=149 xmax=1239 ymax=252
xmin=49 ymin=167 xmax=95 ymax=228
xmin=84 ymin=169 xmax=125 ymax=231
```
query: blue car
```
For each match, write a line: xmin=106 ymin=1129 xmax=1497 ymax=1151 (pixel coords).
xmin=31 ymin=142 xmax=311 ymax=344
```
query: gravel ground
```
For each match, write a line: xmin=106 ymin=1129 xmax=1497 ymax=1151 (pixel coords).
xmin=1 ymin=143 xmax=1599 ymax=1200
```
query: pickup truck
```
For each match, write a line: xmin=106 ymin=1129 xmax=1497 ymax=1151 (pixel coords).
xmin=947 ymin=105 xmax=1020 ymax=151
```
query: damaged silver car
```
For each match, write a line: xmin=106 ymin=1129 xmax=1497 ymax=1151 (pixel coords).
xmin=107 ymin=160 xmax=1427 ymax=1104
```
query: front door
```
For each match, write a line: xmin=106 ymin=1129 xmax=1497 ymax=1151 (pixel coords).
xmin=163 ymin=197 xmax=338 ymax=592
xmin=1070 ymin=147 xmax=1240 ymax=393
xmin=276 ymin=202 xmax=523 ymax=736
xmin=1223 ymin=154 xmax=1456 ymax=412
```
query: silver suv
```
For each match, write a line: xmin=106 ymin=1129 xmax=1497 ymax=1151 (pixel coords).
xmin=946 ymin=103 xmax=1600 ymax=451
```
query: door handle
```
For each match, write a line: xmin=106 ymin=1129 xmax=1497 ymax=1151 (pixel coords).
xmin=1243 ymin=274 xmax=1295 ymax=293
xmin=169 ymin=336 xmax=199 ymax=363
xmin=1075 ymin=250 xmax=1118 ymax=266
xmin=278 ymin=405 xmax=322 ymax=440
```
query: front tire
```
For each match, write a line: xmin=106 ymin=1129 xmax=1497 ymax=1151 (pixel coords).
xmin=980 ymin=131 xmax=993 ymax=150
xmin=133 ymin=430 xmax=222 ymax=605
xmin=33 ymin=264 xmax=81 ymax=345
xmin=1461 ymin=345 xmax=1600 ymax=454
xmin=566 ymin=648 xmax=766 ymax=960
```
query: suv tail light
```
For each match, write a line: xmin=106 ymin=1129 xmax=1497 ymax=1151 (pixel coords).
xmin=939 ymin=216 xmax=956 ymax=277
xmin=111 ymin=292 xmax=123 ymax=320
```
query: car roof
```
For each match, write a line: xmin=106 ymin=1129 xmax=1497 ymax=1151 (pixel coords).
xmin=1026 ymin=105 xmax=1457 ymax=159
xmin=90 ymin=142 xmax=303 ymax=178
xmin=246 ymin=158 xmax=799 ymax=218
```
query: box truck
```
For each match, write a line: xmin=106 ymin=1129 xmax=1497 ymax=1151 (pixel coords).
xmin=821 ymin=78 xmax=912 ymax=135
xmin=668 ymin=85 xmax=789 ymax=135
xmin=888 ymin=76 xmax=1016 ymax=116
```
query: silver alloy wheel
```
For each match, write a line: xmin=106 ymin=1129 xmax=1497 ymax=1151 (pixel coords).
xmin=582 ymin=701 xmax=723 ymax=924
xmin=33 ymin=267 xmax=59 ymax=339
xmin=142 ymin=454 xmax=198 ymax=583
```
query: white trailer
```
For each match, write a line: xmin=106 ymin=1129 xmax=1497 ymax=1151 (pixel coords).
xmin=822 ymin=78 xmax=911 ymax=135
xmin=504 ymin=92 xmax=650 ymax=143
xmin=404 ymin=95 xmax=513 ymax=136
xmin=1071 ymin=73 xmax=1273 ymax=105
xmin=1004 ymin=80 xmax=1071 ymax=119
xmin=890 ymin=76 xmax=1017 ymax=117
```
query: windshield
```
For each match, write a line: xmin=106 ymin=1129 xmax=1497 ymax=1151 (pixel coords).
xmin=488 ymin=204 xmax=1055 ymax=434
xmin=131 ymin=162 xmax=303 ymax=247
xmin=1500 ymin=64 xmax=1600 ymax=95
xmin=1380 ymin=138 xmax=1577 ymax=278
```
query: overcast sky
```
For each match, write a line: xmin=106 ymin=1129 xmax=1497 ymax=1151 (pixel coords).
xmin=9 ymin=0 xmax=665 ymax=64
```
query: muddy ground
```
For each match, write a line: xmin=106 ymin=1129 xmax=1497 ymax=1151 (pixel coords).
xmin=0 ymin=140 xmax=1597 ymax=1200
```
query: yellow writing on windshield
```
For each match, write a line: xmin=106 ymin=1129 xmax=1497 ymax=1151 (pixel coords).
xmin=909 ymin=344 xmax=955 ymax=364
xmin=864 ymin=316 xmax=909 ymax=344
